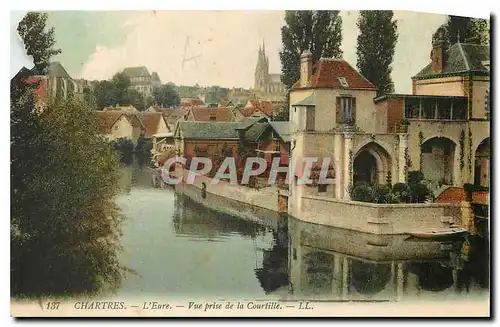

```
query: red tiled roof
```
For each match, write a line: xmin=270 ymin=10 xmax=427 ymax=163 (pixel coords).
xmin=96 ymin=111 xmax=124 ymax=134
xmin=190 ymin=107 xmax=234 ymax=122
xmin=291 ymin=58 xmax=376 ymax=90
xmin=435 ymin=187 xmax=489 ymax=205
xmin=242 ymin=100 xmax=273 ymax=117
xmin=435 ymin=187 xmax=466 ymax=204
xmin=124 ymin=114 xmax=145 ymax=129
xmin=139 ymin=112 xmax=168 ymax=138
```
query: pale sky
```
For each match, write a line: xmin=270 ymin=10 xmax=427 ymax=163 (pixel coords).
xmin=33 ymin=11 xmax=448 ymax=93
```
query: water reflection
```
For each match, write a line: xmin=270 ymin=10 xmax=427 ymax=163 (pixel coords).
xmin=116 ymin=167 xmax=489 ymax=301
xmin=287 ymin=218 xmax=489 ymax=301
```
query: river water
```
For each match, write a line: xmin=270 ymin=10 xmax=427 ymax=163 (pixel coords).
xmin=113 ymin=165 xmax=489 ymax=302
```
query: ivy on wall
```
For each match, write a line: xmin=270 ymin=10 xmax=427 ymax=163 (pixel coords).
xmin=468 ymin=129 xmax=473 ymax=176
xmin=348 ymin=149 xmax=353 ymax=190
xmin=467 ymin=74 xmax=474 ymax=119
xmin=459 ymin=130 xmax=465 ymax=170
xmin=404 ymin=146 xmax=411 ymax=178
xmin=418 ymin=131 xmax=424 ymax=171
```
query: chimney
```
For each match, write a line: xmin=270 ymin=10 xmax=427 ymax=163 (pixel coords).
xmin=300 ymin=50 xmax=313 ymax=87
xmin=431 ymin=27 xmax=446 ymax=74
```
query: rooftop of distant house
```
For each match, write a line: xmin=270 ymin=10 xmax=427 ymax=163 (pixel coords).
xmin=189 ymin=107 xmax=234 ymax=122
xmin=242 ymin=99 xmax=274 ymax=117
xmin=175 ymin=117 xmax=290 ymax=142
xmin=123 ymin=66 xmax=151 ymax=77
xmin=139 ymin=112 xmax=170 ymax=138
xmin=96 ymin=111 xmax=144 ymax=134
xmin=151 ymin=72 xmax=161 ymax=82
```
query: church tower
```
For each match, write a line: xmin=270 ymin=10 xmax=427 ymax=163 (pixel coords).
xmin=254 ymin=40 xmax=269 ymax=90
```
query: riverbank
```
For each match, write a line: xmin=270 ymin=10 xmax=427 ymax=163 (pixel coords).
xmin=174 ymin=175 xmax=285 ymax=231
xmin=168 ymin=167 xmax=465 ymax=236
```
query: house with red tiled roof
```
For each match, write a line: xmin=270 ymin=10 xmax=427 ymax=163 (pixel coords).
xmin=242 ymin=99 xmax=274 ymax=119
xmin=138 ymin=112 xmax=171 ymax=139
xmin=97 ymin=111 xmax=144 ymax=141
xmin=289 ymin=32 xmax=490 ymax=220
xmin=289 ymin=51 xmax=405 ymax=208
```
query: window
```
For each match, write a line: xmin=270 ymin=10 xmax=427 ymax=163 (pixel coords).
xmin=306 ymin=106 xmax=315 ymax=131
xmin=422 ymin=98 xmax=435 ymax=119
xmin=337 ymin=96 xmax=356 ymax=123
xmin=338 ymin=77 xmax=349 ymax=88
xmin=209 ymin=115 xmax=216 ymax=121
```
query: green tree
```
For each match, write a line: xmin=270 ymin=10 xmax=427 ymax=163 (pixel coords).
xmin=93 ymin=72 xmax=142 ymax=110
xmin=17 ymin=12 xmax=61 ymax=74
xmin=125 ymin=89 xmax=145 ymax=111
xmin=279 ymin=11 xmax=343 ymax=89
xmin=153 ymin=83 xmax=181 ymax=108
xmin=93 ymin=80 xmax=116 ymax=109
xmin=432 ymin=16 xmax=490 ymax=50
xmin=278 ymin=11 xmax=342 ymax=121
xmin=272 ymin=93 xmax=290 ymax=121
xmin=356 ymin=11 xmax=398 ymax=95
xmin=11 ymin=12 xmax=125 ymax=297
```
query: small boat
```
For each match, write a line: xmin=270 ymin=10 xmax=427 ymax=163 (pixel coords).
xmin=407 ymin=228 xmax=468 ymax=241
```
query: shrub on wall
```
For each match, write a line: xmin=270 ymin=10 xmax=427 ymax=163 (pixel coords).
xmin=411 ymin=183 xmax=431 ymax=203
xmin=351 ymin=173 xmax=431 ymax=204
xmin=392 ymin=182 xmax=411 ymax=203
xmin=373 ymin=184 xmax=392 ymax=203
xmin=351 ymin=182 xmax=375 ymax=203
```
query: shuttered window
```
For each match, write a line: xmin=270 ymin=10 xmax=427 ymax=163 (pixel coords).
xmin=306 ymin=106 xmax=315 ymax=131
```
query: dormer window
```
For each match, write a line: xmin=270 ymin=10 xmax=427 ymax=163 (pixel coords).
xmin=338 ymin=77 xmax=349 ymax=88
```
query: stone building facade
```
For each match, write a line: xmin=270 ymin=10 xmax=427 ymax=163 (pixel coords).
xmin=288 ymin=33 xmax=490 ymax=220
xmin=288 ymin=51 xmax=404 ymax=216
xmin=122 ymin=66 xmax=162 ymax=96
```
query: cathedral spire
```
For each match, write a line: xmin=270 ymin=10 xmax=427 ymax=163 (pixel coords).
xmin=262 ymin=39 xmax=266 ymax=56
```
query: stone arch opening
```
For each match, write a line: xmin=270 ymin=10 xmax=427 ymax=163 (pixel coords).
xmin=353 ymin=142 xmax=392 ymax=185
xmin=421 ymin=137 xmax=456 ymax=186
xmin=304 ymin=251 xmax=334 ymax=295
xmin=349 ymin=259 xmax=391 ymax=295
xmin=408 ymin=261 xmax=454 ymax=292
xmin=474 ymin=137 xmax=490 ymax=187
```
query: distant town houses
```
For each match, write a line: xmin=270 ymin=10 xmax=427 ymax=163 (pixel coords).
xmin=103 ymin=104 xmax=140 ymax=113
xmin=140 ymin=112 xmax=171 ymax=139
xmin=180 ymin=97 xmax=205 ymax=108
xmin=122 ymin=66 xmax=162 ymax=97
xmin=96 ymin=107 xmax=173 ymax=142
xmin=227 ymin=87 xmax=256 ymax=107
xmin=97 ymin=111 xmax=144 ymax=141
xmin=174 ymin=117 xmax=291 ymax=177
xmin=242 ymin=99 xmax=274 ymax=120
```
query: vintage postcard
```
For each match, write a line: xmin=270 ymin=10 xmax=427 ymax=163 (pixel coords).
xmin=10 ymin=9 xmax=490 ymax=318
